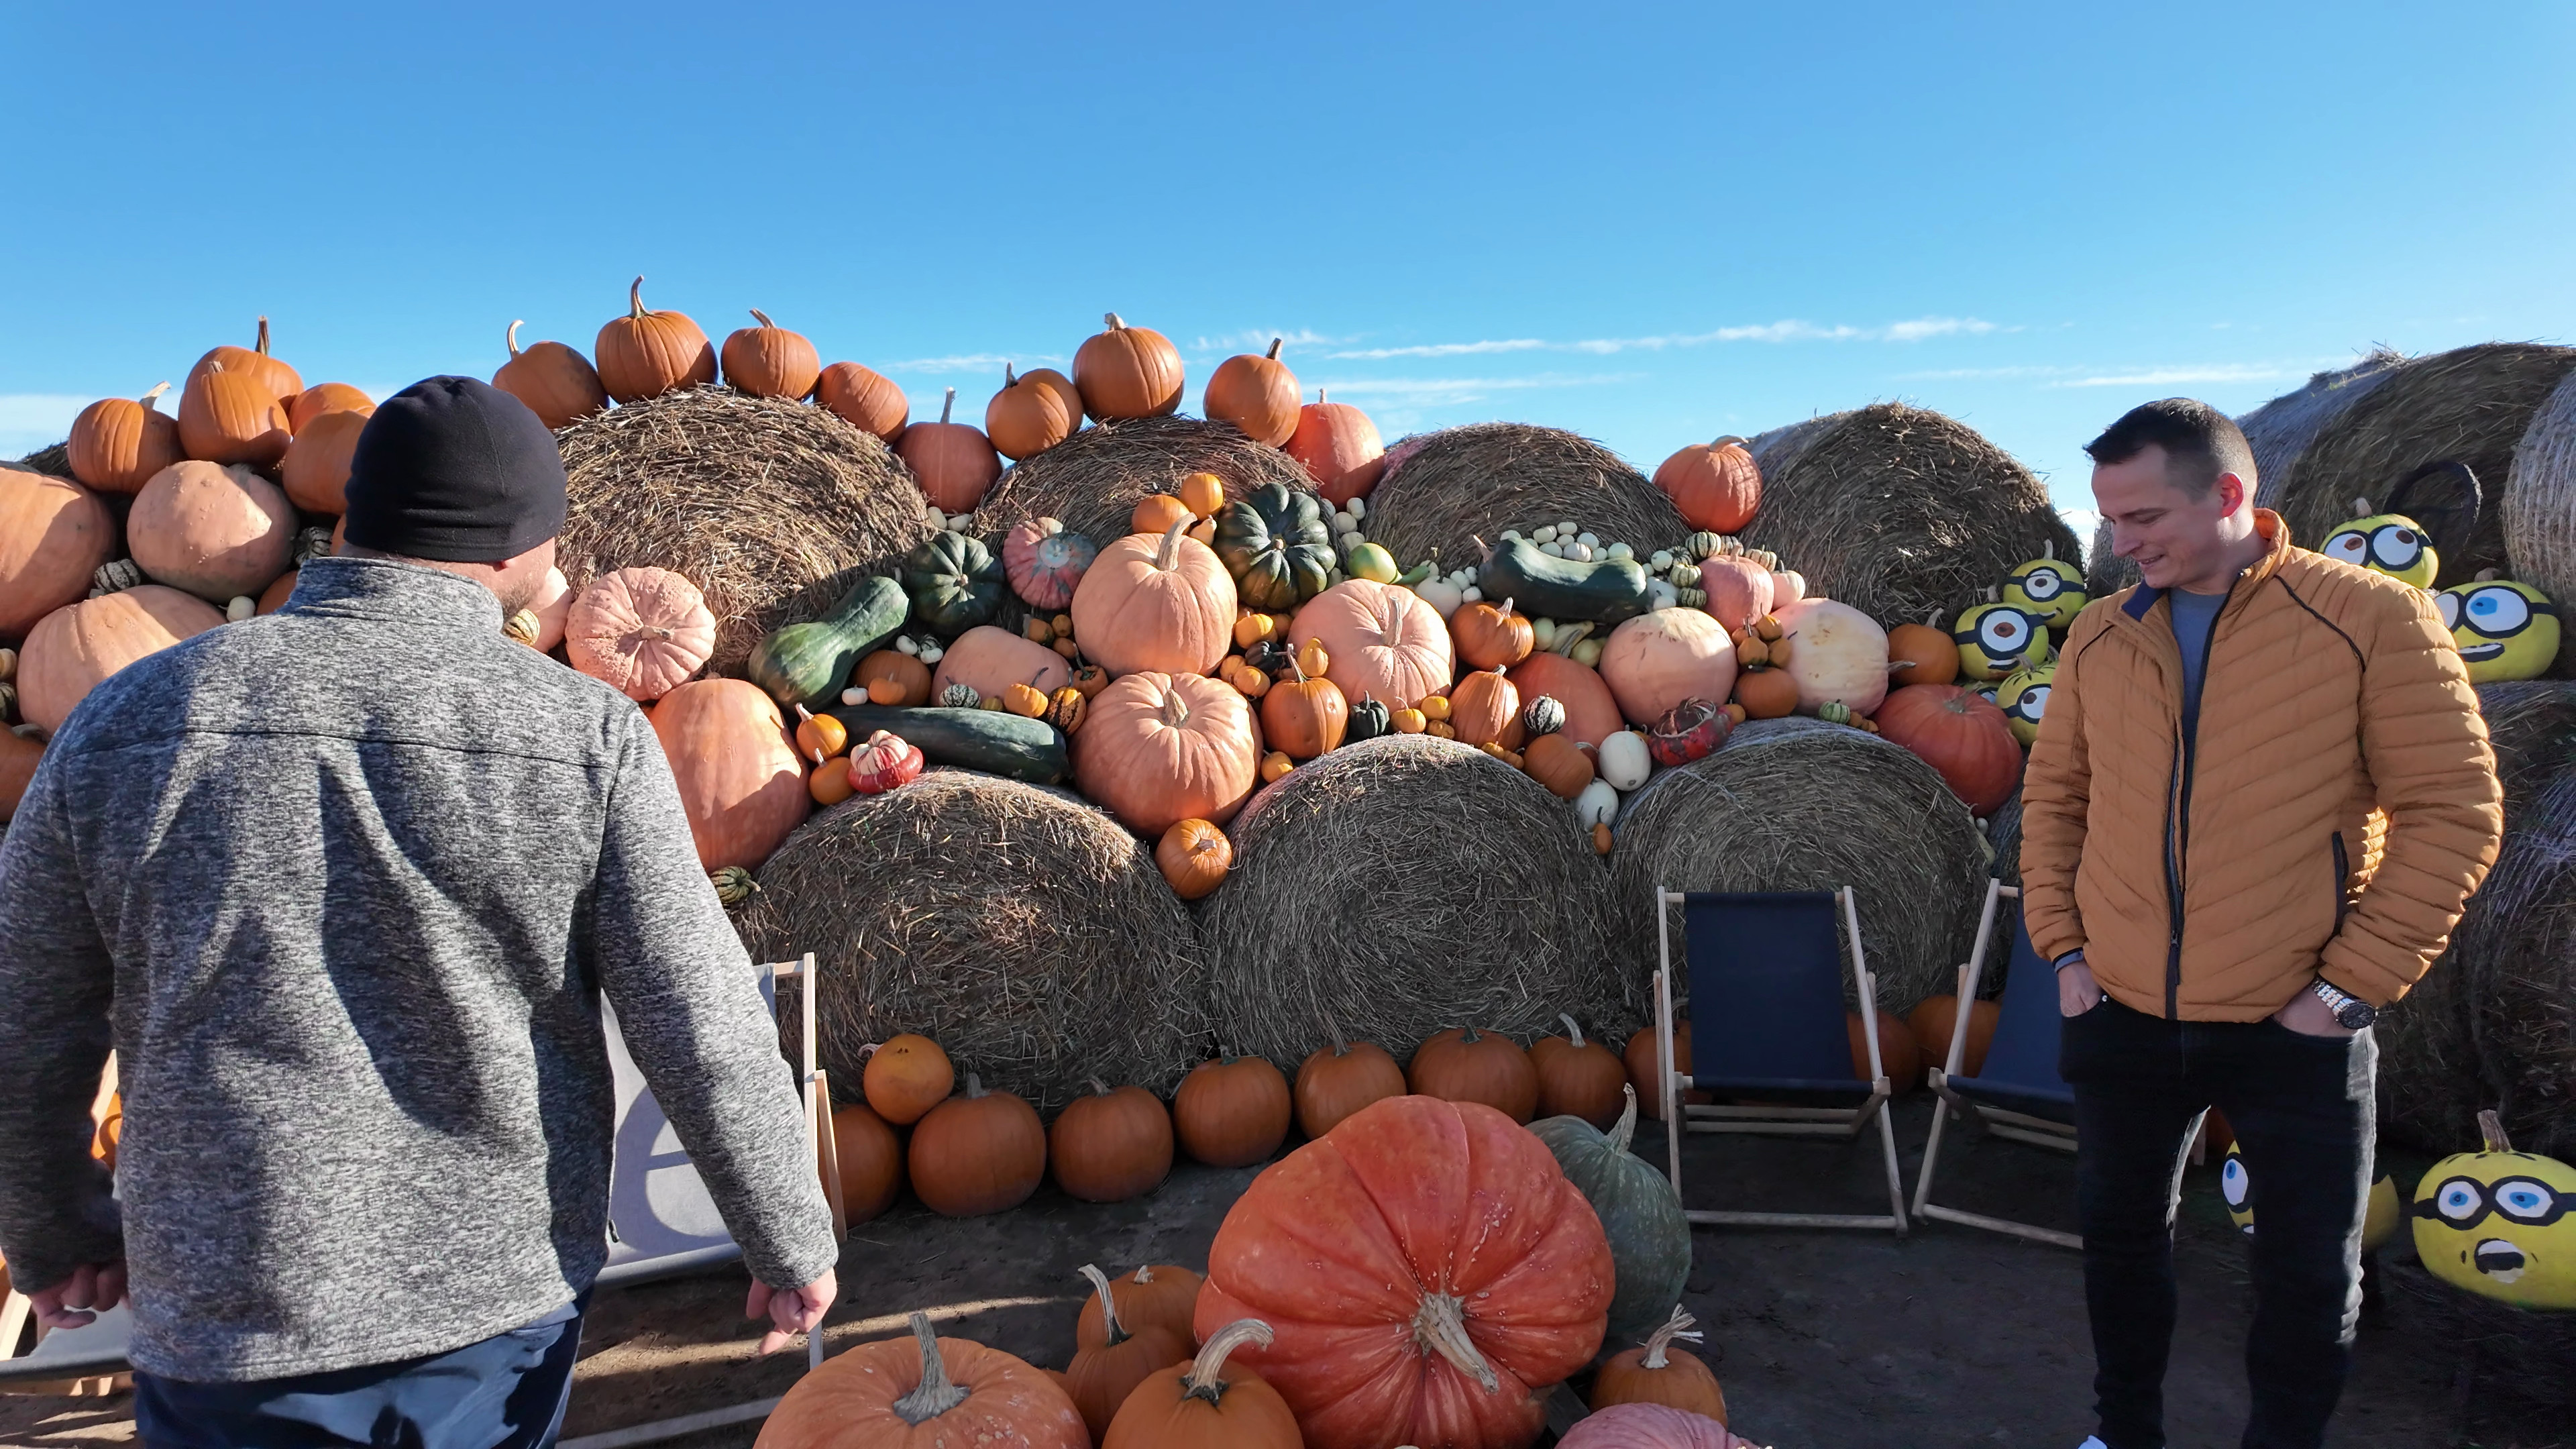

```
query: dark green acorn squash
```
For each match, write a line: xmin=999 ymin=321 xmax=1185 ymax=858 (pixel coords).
xmin=903 ymin=533 xmax=1006 ymax=635
xmin=822 ymin=704 xmax=1067 ymax=784
xmin=1477 ymin=538 xmax=1651 ymax=624
xmin=1212 ymin=483 xmax=1334 ymax=610
xmin=1344 ymin=693 xmax=1391 ymax=743
xmin=745 ymin=575 xmax=910 ymax=707
xmin=1528 ymin=1085 xmax=1690 ymax=1340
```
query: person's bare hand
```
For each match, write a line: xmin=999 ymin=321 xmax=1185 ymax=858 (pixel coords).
xmin=2057 ymin=959 xmax=2104 ymax=1017
xmin=32 ymin=1261 xmax=127 ymax=1332
xmin=2272 ymin=987 xmax=2356 ymax=1038
xmin=746 ymin=1269 xmax=837 ymax=1355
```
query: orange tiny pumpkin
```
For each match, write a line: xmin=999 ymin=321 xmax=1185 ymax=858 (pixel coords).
xmin=1157 ymin=818 xmax=1232 ymax=900
xmin=987 ymin=364 xmax=1083 ymax=461
xmin=816 ymin=361 xmax=910 ymax=442
xmin=1258 ymin=661 xmax=1347 ymax=759
xmin=1177 ymin=472 xmax=1226 ymax=520
xmin=809 ymin=757 xmax=856 ymax=806
xmin=1171 ymin=1055 xmax=1291 ymax=1168
xmin=1521 ymin=732 xmax=1595 ymax=800
xmin=1591 ymin=1305 xmax=1729 ymax=1422
xmin=863 ymin=1034 xmax=955 ymax=1125
xmin=1408 ymin=1026 xmax=1540 ymax=1123
xmin=66 ymin=382 xmax=182 ymax=494
xmin=720 ymin=309 xmax=821 ymax=400
xmin=855 ymin=649 xmax=933 ymax=707
xmin=594 ymin=276 xmax=716 ymax=403
xmin=1447 ymin=665 xmax=1525 ymax=750
xmin=898 ymin=387 xmax=1002 ymax=515
xmin=1132 ymin=493 xmax=1195 ymax=538
xmin=1733 ymin=665 xmax=1801 ymax=720
xmin=1293 ymin=1038 xmax=1407 ymax=1138
xmin=493 ymin=320 xmax=608 ymax=429
xmin=1073 ymin=313 xmax=1185 ymax=421
xmin=1202 ymin=339 xmax=1301 ymax=447
xmin=1051 ymin=1081 xmax=1175 ymax=1204
xmin=1451 ymin=597 xmax=1536 ymax=670
xmin=1075 ymin=1265 xmax=1205 ymax=1351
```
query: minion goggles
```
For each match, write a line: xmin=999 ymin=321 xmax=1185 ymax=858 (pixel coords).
xmin=2409 ymin=1175 xmax=2576 ymax=1230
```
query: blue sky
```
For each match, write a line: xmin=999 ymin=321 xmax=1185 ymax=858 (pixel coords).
xmin=6 ymin=3 xmax=2571 ymax=530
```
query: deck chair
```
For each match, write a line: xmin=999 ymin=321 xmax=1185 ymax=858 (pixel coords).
xmin=1652 ymin=887 xmax=1909 ymax=1234
xmin=1909 ymin=881 xmax=2082 ymax=1249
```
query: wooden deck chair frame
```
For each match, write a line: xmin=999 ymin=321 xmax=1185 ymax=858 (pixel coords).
xmin=1909 ymin=881 xmax=2083 ymax=1250
xmin=1653 ymin=884 xmax=1909 ymax=1234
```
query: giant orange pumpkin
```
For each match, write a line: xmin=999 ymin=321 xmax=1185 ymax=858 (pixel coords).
xmin=1071 ymin=519 xmax=1237 ymax=679
xmin=189 ymin=316 xmax=301 ymax=401
xmin=492 ymin=320 xmax=608 ymax=429
xmin=0 ymin=468 xmax=116 ymax=642
xmin=1653 ymin=436 xmax=1761 ymax=534
xmin=1509 ymin=643 xmax=1625 ymax=749
xmin=280 ymin=409 xmax=368 ymax=515
xmin=720 ymin=309 xmax=821 ymax=400
xmin=1285 ymin=390 xmax=1385 ymax=506
xmin=896 ymin=387 xmax=1002 ymax=514
xmin=816 ymin=361 xmax=910 ymax=442
xmin=19 ymin=586 xmax=225 ymax=737
xmin=126 ymin=461 xmax=295 ymax=604
xmin=68 ymin=383 xmax=182 ymax=494
xmin=1103 ymin=1319 xmax=1305 ymax=1449
xmin=1599 ymin=610 xmax=1738 ymax=729
xmin=987 ymin=364 xmax=1083 ymax=461
xmin=1289 ymin=578 xmax=1454 ymax=709
xmin=1073 ymin=313 xmax=1185 ymax=421
xmin=1073 ymin=671 xmax=1263 ymax=834
xmin=1051 ymin=1081 xmax=1174 ymax=1203
xmin=1173 ymin=1055 xmax=1291 ymax=1168
xmin=1872 ymin=684 xmax=2023 ymax=814
xmin=1293 ymin=1039 xmax=1408 ymax=1139
xmin=595 ymin=276 xmax=716 ymax=402
xmin=1193 ymin=1095 xmax=1615 ymax=1449
xmin=177 ymin=360 xmax=291 ymax=468
xmin=647 ymin=678 xmax=809 ymax=871
xmin=1203 ymin=339 xmax=1301 ymax=447
xmin=908 ymin=1074 xmax=1049 ymax=1217
xmin=1409 ymin=1026 xmax=1540 ymax=1123
xmin=568 ymin=566 xmax=716 ymax=700
xmin=753 ymin=1310 xmax=1087 ymax=1449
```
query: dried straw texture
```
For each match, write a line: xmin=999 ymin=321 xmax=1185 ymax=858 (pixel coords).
xmin=972 ymin=415 xmax=1316 ymax=556
xmin=735 ymin=769 xmax=1211 ymax=1114
xmin=1363 ymin=424 xmax=1688 ymax=574
xmin=1741 ymin=404 xmax=2081 ymax=629
xmin=2504 ymin=367 xmax=2576 ymax=627
xmin=1196 ymin=736 xmax=1640 ymax=1067
xmin=2375 ymin=942 xmax=2483 ymax=1155
xmin=17 ymin=441 xmax=72 ymax=478
xmin=2275 ymin=343 xmax=2576 ymax=588
xmin=555 ymin=388 xmax=933 ymax=677
xmin=1609 ymin=717 xmax=1990 ymax=1016
xmin=2384 ymin=1259 xmax=2576 ymax=1415
xmin=1984 ymin=788 xmax=2023 ymax=889
xmin=2241 ymin=350 xmax=2406 ymax=513
xmin=2455 ymin=681 xmax=2576 ymax=1160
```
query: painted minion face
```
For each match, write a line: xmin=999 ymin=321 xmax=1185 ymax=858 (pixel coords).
xmin=2217 ymin=1143 xmax=2399 ymax=1250
xmin=2321 ymin=510 xmax=2439 ymax=590
xmin=1996 ymin=659 xmax=2056 ymax=746
xmin=1952 ymin=602 xmax=2055 ymax=682
xmin=2410 ymin=1144 xmax=2576 ymax=1309
xmin=2438 ymin=578 xmax=2561 ymax=684
xmin=2002 ymin=553 xmax=2089 ymax=631
xmin=2221 ymin=1142 xmax=2255 ymax=1234
xmin=2363 ymin=1171 xmax=2402 ymax=1254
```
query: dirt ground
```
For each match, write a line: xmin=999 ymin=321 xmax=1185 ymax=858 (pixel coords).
xmin=5 ymin=1097 xmax=2567 ymax=1448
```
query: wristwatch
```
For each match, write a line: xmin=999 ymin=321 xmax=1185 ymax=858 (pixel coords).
xmin=2310 ymin=978 xmax=2377 ymax=1030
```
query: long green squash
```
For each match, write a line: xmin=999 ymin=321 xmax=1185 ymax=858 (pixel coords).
xmin=1528 ymin=1085 xmax=1690 ymax=1340
xmin=747 ymin=576 xmax=910 ymax=707
xmin=1478 ymin=538 xmax=1651 ymax=623
xmin=824 ymin=704 xmax=1067 ymax=785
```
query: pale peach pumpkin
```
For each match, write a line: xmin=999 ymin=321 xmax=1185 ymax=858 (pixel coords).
xmin=1073 ymin=671 xmax=1263 ymax=835
xmin=566 ymin=566 xmax=717 ymax=701
xmin=1070 ymin=519 xmax=1236 ymax=679
xmin=1289 ymin=579 xmax=1454 ymax=709
xmin=929 ymin=625 xmax=1071 ymax=704
xmin=0 ymin=468 xmax=116 ymax=641
xmin=648 ymin=678 xmax=810 ymax=872
xmin=126 ymin=462 xmax=296 ymax=604
xmin=19 ymin=586 xmax=226 ymax=737
xmin=1599 ymin=610 xmax=1738 ymax=727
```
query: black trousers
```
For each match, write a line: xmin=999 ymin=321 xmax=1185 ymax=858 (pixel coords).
xmin=2060 ymin=997 xmax=2375 ymax=1449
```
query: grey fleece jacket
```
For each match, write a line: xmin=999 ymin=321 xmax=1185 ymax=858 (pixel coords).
xmin=0 ymin=557 xmax=837 ymax=1382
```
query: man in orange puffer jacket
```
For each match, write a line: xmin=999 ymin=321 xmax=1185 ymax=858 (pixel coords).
xmin=2021 ymin=398 xmax=2501 ymax=1449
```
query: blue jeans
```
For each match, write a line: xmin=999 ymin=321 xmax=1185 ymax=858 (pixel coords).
xmin=134 ymin=1299 xmax=583 ymax=1448
xmin=2061 ymin=998 xmax=2374 ymax=1449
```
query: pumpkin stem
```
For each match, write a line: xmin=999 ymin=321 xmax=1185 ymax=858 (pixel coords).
xmin=1158 ymin=685 xmax=1191 ymax=729
xmin=890 ymin=1311 xmax=968 ymax=1424
xmin=2040 ymin=539 xmax=2056 ymax=561
xmin=505 ymin=320 xmax=525 ymax=358
xmin=255 ymin=316 xmax=271 ymax=357
xmin=1265 ymin=337 xmax=1283 ymax=360
xmin=1079 ymin=1263 xmax=1132 ymax=1347
xmin=751 ymin=308 xmax=775 ymax=328
xmin=1004 ymin=362 xmax=1018 ymax=387
xmin=1640 ymin=1304 xmax=1703 ymax=1370
xmin=1182 ymin=1318 xmax=1275 ymax=1405
xmin=963 ymin=1072 xmax=987 ymax=1100
xmin=1318 ymin=388 xmax=1328 ymax=404
xmin=1409 ymin=1291 xmax=1499 ymax=1393
xmin=2353 ymin=495 xmax=2373 ymax=516
xmin=141 ymin=381 xmax=170 ymax=409
xmin=1153 ymin=514 xmax=1191 ymax=572
xmin=1085 ymin=1077 xmax=1112 ymax=1096
xmin=1559 ymin=1012 xmax=1585 ymax=1049
xmin=1105 ymin=312 xmax=1124 ymax=331
xmin=2475 ymin=568 xmax=2500 ymax=582
xmin=2478 ymin=1108 xmax=2514 ymax=1153
xmin=1132 ymin=1265 xmax=1155 ymax=1283
xmin=1608 ymin=1083 xmax=1638 ymax=1154
xmin=628 ymin=276 xmax=648 ymax=319
xmin=938 ymin=386 xmax=956 ymax=425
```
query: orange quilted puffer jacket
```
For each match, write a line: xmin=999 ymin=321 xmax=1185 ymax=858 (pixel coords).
xmin=2020 ymin=511 xmax=2502 ymax=1019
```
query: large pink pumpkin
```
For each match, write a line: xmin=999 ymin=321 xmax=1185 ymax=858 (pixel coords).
xmin=519 ymin=568 xmax=573 ymax=653
xmin=930 ymin=625 xmax=1071 ymax=704
xmin=566 ymin=566 xmax=716 ymax=701
xmin=1289 ymin=579 xmax=1454 ymax=710
xmin=1072 ymin=670 xmax=1263 ymax=835
xmin=1695 ymin=555 xmax=1774 ymax=632
xmin=126 ymin=461 xmax=295 ymax=604
xmin=1599 ymin=610 xmax=1738 ymax=727
xmin=19 ymin=586 xmax=226 ymax=737
xmin=647 ymin=678 xmax=810 ymax=871
xmin=1774 ymin=597 xmax=1890 ymax=716
xmin=0 ymin=468 xmax=115 ymax=642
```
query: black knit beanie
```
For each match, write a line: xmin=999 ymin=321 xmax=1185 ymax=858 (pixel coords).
xmin=341 ymin=376 xmax=568 ymax=563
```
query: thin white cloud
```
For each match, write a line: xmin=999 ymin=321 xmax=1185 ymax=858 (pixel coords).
xmin=1896 ymin=365 xmax=2072 ymax=381
xmin=0 ymin=394 xmax=90 ymax=431
xmin=1188 ymin=328 xmax=1341 ymax=355
xmin=1328 ymin=338 xmax=1548 ymax=360
xmin=1330 ymin=317 xmax=1998 ymax=360
xmin=2049 ymin=364 xmax=2296 ymax=389
xmin=1882 ymin=316 xmax=2000 ymax=343
xmin=1307 ymin=372 xmax=1638 ymax=408
xmin=878 ymin=353 xmax=1064 ymax=376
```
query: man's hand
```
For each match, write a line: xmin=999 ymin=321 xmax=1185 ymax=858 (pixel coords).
xmin=2057 ymin=959 xmax=2104 ymax=1017
xmin=31 ymin=1261 xmax=126 ymax=1332
xmin=747 ymin=1269 xmax=837 ymax=1356
xmin=2273 ymin=987 xmax=2356 ymax=1039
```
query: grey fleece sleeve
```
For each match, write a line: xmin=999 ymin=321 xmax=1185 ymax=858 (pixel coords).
xmin=588 ymin=716 xmax=837 ymax=1290
xmin=0 ymin=763 xmax=123 ymax=1293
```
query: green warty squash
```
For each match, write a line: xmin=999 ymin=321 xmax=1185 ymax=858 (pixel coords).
xmin=902 ymin=533 xmax=1006 ymax=635
xmin=1212 ymin=482 xmax=1334 ymax=610
xmin=1529 ymin=1085 xmax=1690 ymax=1340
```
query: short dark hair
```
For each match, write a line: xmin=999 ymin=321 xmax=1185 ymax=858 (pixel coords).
xmin=2084 ymin=398 xmax=2257 ymax=498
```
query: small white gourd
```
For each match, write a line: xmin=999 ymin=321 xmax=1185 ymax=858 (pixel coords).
xmin=1606 ymin=541 xmax=1633 ymax=560
xmin=1541 ymin=541 xmax=1567 ymax=558
xmin=1531 ymin=618 xmax=1559 ymax=650
xmin=918 ymin=643 xmax=943 ymax=664
xmin=841 ymin=686 xmax=867 ymax=706
xmin=1460 ymin=585 xmax=1483 ymax=602
xmin=1598 ymin=731 xmax=1651 ymax=790
xmin=924 ymin=506 xmax=948 ymax=531
xmin=225 ymin=595 xmax=255 ymax=623
xmin=1533 ymin=525 xmax=1559 ymax=543
xmin=896 ymin=635 xmax=921 ymax=656
xmin=1346 ymin=496 xmax=1365 ymax=519
xmin=1576 ymin=532 xmax=1600 ymax=550
xmin=1555 ymin=519 xmax=1578 ymax=537
xmin=1413 ymin=578 xmax=1465 ymax=618
xmin=1573 ymin=777 xmax=1620 ymax=830
xmin=1647 ymin=579 xmax=1680 ymax=610
xmin=1649 ymin=549 xmax=1674 ymax=570
xmin=1570 ymin=637 xmax=1605 ymax=667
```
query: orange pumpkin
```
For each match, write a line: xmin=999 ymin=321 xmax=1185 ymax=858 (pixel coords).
xmin=855 ymin=648 xmax=934 ymax=706
xmin=1522 ymin=732 xmax=1596 ymax=800
xmin=18 ymin=586 xmax=225 ymax=737
xmin=492 ymin=321 xmax=608 ymax=429
xmin=1732 ymin=665 xmax=1801 ymax=720
xmin=1157 ymin=818 xmax=1232 ymax=900
xmin=1509 ymin=642 xmax=1624 ymax=749
xmin=177 ymin=360 xmax=291 ymax=468
xmin=1172 ymin=1055 xmax=1291 ymax=1168
xmin=1654 ymin=435 xmax=1761 ymax=534
xmin=1073 ymin=671 xmax=1263 ymax=835
xmin=1907 ymin=994 xmax=2000 ymax=1077
xmin=594 ymin=276 xmax=716 ymax=402
xmin=1285 ymin=389 xmax=1386 ymax=506
xmin=1591 ymin=1305 xmax=1729 ymax=1422
xmin=1624 ymin=1022 xmax=1710 ymax=1119
xmin=1258 ymin=663 xmax=1347 ymax=759
xmin=828 ymin=1100 xmax=905 ymax=1226
xmin=1076 ymin=1264 xmax=1205 ymax=1351
xmin=1051 ymin=1081 xmax=1174 ymax=1203
xmin=1102 ymin=1318 xmax=1304 ymax=1449
xmin=1847 ymin=1010 xmax=1923 ymax=1092
xmin=126 ymin=461 xmax=295 ymax=604
xmin=257 ymin=568 xmax=299 ymax=616
xmin=816 ymin=360 xmax=910 ymax=442
xmin=0 ymin=468 xmax=115 ymax=642
xmin=753 ymin=1309 xmax=1086 ymax=1449
xmin=1451 ymin=597 xmax=1535 ymax=671
xmin=1289 ymin=578 xmax=1454 ymax=710
xmin=1885 ymin=610 xmax=1960 ymax=688
xmin=987 ymin=364 xmax=1083 ymax=461
xmin=280 ymin=409 xmax=368 ymax=515
xmin=285 ymin=382 xmax=374 ymax=433
xmin=1873 ymin=684 xmax=2023 ymax=814
xmin=189 ymin=316 xmax=302 ymax=401
xmin=720 ymin=309 xmax=821 ymax=400
xmin=1409 ymin=1026 xmax=1540 ymax=1123
xmin=863 ymin=1034 xmax=955 ymax=1125
xmin=1203 ymin=339 xmax=1301 ymax=447
xmin=568 ymin=566 xmax=716 ymax=700
xmin=1192 ymin=1095 xmax=1615 ymax=1449
xmin=1601 ymin=609 xmax=1739 ymax=728
xmin=647 ymin=678 xmax=809 ymax=871
xmin=928 ymin=625 xmax=1071 ymax=706
xmin=1071 ymin=519 xmax=1237 ymax=679
xmin=1531 ymin=1014 xmax=1630 ymax=1128
xmin=1132 ymin=493 xmax=1195 ymax=537
xmin=1293 ymin=1039 xmax=1407 ymax=1139
xmin=908 ymin=1073 xmax=1048 ymax=1217
xmin=1447 ymin=665 xmax=1525 ymax=749
xmin=1067 ymin=1264 xmax=1192 ymax=1439
xmin=1 ymin=723 xmax=44 ymax=820
xmin=897 ymin=387 xmax=1002 ymax=514
xmin=68 ymin=382 xmax=182 ymax=494
xmin=1073 ymin=313 xmax=1185 ymax=421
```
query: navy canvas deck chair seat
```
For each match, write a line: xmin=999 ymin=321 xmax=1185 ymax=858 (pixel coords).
xmin=1652 ymin=887 xmax=1909 ymax=1234
xmin=1909 ymin=881 xmax=2082 ymax=1249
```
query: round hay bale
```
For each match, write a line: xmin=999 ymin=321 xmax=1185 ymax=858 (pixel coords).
xmin=2505 ymin=367 xmax=2576 ymax=625
xmin=2384 ymin=1258 xmax=2576 ymax=1417
xmin=1362 ymin=423 xmax=1689 ymax=574
xmin=2457 ymin=681 xmax=2576 ymax=1161
xmin=1741 ymin=404 xmax=2082 ymax=630
xmin=2376 ymin=941 xmax=2485 ymax=1155
xmin=554 ymin=388 xmax=933 ymax=678
xmin=971 ymin=415 xmax=1317 ymax=557
xmin=2241 ymin=349 xmax=2407 ymax=513
xmin=1984 ymin=787 xmax=2023 ymax=889
xmin=734 ymin=769 xmax=1210 ymax=1114
xmin=1609 ymin=717 xmax=1989 ymax=1016
xmin=1196 ymin=735 xmax=1640 ymax=1068
xmin=15 ymin=441 xmax=72 ymax=478
xmin=2275 ymin=343 xmax=2576 ymax=588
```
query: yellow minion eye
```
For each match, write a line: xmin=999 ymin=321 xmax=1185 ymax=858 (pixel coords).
xmin=2021 ymin=570 xmax=2063 ymax=601
xmin=2325 ymin=530 xmax=2369 ymax=566
xmin=2465 ymin=586 xmax=2532 ymax=634
xmin=2222 ymin=1157 xmax=2251 ymax=1208
xmin=2437 ymin=1181 xmax=2482 ymax=1221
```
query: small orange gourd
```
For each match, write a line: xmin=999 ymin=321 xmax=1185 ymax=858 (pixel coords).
xmin=1156 ymin=818 xmax=1231 ymax=900
xmin=862 ymin=1033 xmax=955 ymax=1125
xmin=1100 ymin=1318 xmax=1303 ymax=1449
xmin=1451 ymin=597 xmax=1536 ymax=669
xmin=1177 ymin=472 xmax=1226 ymax=520
xmin=1132 ymin=493 xmax=1194 ymax=537
xmin=1591 ymin=1305 xmax=1729 ymax=1423
xmin=1522 ymin=733 xmax=1596 ymax=799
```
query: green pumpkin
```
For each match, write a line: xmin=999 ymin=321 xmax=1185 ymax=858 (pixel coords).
xmin=1213 ymin=483 xmax=1334 ymax=610
xmin=1346 ymin=693 xmax=1391 ymax=743
xmin=1682 ymin=531 xmax=1727 ymax=561
xmin=745 ymin=575 xmax=910 ymax=707
xmin=903 ymin=533 xmax=1005 ymax=635
xmin=1528 ymin=1086 xmax=1690 ymax=1340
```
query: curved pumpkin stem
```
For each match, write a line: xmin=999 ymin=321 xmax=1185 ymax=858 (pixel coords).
xmin=1265 ymin=337 xmax=1283 ymax=360
xmin=505 ymin=319 xmax=525 ymax=358
xmin=1105 ymin=312 xmax=1125 ymax=331
xmin=2479 ymin=1108 xmax=2514 ymax=1153
xmin=140 ymin=381 xmax=170 ymax=410
xmin=1084 ymin=1077 xmax=1112 ymax=1097
xmin=1004 ymin=362 xmax=1019 ymax=388
xmin=1607 ymin=1083 xmax=1638 ymax=1154
xmin=1157 ymin=684 xmax=1191 ymax=729
xmin=628 ymin=276 xmax=649 ymax=319
xmin=1132 ymin=1264 xmax=1157 ymax=1284
xmin=1711 ymin=433 xmax=1748 ymax=449
xmin=1079 ymin=1263 xmax=1132 ymax=1347
xmin=1183 ymin=1318 xmax=1275 ymax=1405
xmin=1639 ymin=1303 xmax=1704 ymax=1370
xmin=1153 ymin=514 xmax=1192 ymax=572
xmin=255 ymin=316 xmax=272 ymax=357
xmin=1559 ymin=1012 xmax=1586 ymax=1050
xmin=890 ymin=1311 xmax=967 ymax=1424
xmin=2040 ymin=539 xmax=2056 ymax=561
xmin=938 ymin=387 xmax=957 ymax=425
xmin=1410 ymin=1291 xmax=1499 ymax=1392
xmin=962 ymin=1072 xmax=987 ymax=1100
xmin=1317 ymin=387 xmax=1329 ymax=404
xmin=2353 ymin=496 xmax=2373 ymax=517
xmin=751 ymin=308 xmax=776 ymax=328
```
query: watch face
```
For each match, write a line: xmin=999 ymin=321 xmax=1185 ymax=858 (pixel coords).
xmin=2336 ymin=999 xmax=2376 ymax=1030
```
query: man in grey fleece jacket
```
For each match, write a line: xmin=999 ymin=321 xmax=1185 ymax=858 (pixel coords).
xmin=0 ymin=377 xmax=837 ymax=1444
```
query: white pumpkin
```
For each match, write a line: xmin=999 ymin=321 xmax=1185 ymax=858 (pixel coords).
xmin=1412 ymin=578 xmax=1465 ymax=618
xmin=1774 ymin=597 xmax=1890 ymax=715
xmin=1597 ymin=730 xmax=1652 ymax=790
